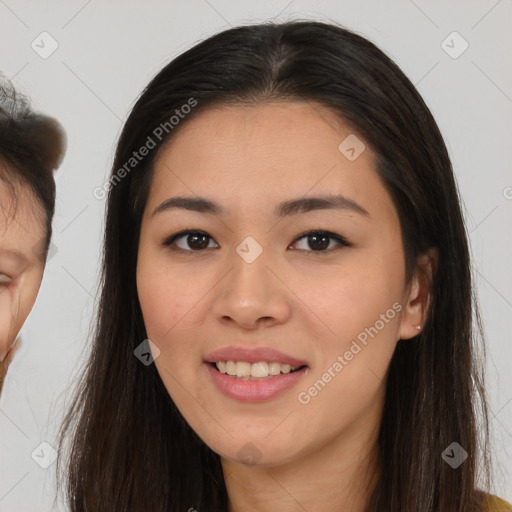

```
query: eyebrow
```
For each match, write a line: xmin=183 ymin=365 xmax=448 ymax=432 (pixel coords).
xmin=151 ymin=194 xmax=370 ymax=219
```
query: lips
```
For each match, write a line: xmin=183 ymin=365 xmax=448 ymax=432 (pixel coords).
xmin=205 ymin=346 xmax=309 ymax=367
xmin=205 ymin=361 xmax=309 ymax=402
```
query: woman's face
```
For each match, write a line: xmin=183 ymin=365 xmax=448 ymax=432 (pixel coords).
xmin=136 ymin=101 xmax=426 ymax=467
xmin=0 ymin=178 xmax=46 ymax=374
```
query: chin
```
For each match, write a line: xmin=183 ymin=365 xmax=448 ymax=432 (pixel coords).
xmin=207 ymin=434 xmax=300 ymax=468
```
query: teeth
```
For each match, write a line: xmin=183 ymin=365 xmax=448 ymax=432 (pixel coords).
xmin=251 ymin=362 xmax=268 ymax=377
xmin=269 ymin=362 xmax=281 ymax=375
xmin=226 ymin=361 xmax=236 ymax=376
xmin=281 ymin=364 xmax=291 ymax=374
xmin=235 ymin=361 xmax=251 ymax=378
xmin=215 ymin=360 xmax=302 ymax=378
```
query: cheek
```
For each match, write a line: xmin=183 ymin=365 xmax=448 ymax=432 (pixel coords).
xmin=136 ymin=252 xmax=212 ymax=428
xmin=16 ymin=270 xmax=44 ymax=329
xmin=299 ymin=253 xmax=404 ymax=344
xmin=138 ymin=260 xmax=192 ymax=337
xmin=0 ymin=288 xmax=14 ymax=357
xmin=293 ymin=249 xmax=404 ymax=427
xmin=0 ymin=269 xmax=43 ymax=356
xmin=136 ymin=248 xmax=210 ymax=365
xmin=293 ymin=265 xmax=403 ymax=445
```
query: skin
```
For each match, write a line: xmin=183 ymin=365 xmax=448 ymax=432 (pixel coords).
xmin=136 ymin=101 xmax=436 ymax=511
xmin=0 ymin=177 xmax=46 ymax=393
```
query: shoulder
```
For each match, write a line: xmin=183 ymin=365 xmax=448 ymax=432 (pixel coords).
xmin=482 ymin=493 xmax=512 ymax=512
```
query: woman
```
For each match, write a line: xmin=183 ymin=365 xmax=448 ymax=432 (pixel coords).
xmin=0 ymin=80 xmax=65 ymax=394
xmin=58 ymin=21 xmax=510 ymax=511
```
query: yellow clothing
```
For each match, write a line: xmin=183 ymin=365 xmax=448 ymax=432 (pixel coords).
xmin=485 ymin=494 xmax=512 ymax=511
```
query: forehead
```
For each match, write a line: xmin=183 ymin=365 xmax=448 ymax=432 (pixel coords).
xmin=0 ymin=178 xmax=45 ymax=257
xmin=157 ymin=100 xmax=363 ymax=171
xmin=148 ymin=101 xmax=394 ymax=221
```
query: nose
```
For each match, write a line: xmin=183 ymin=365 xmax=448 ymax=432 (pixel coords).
xmin=211 ymin=245 xmax=291 ymax=331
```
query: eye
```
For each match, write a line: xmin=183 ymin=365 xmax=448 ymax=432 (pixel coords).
xmin=162 ymin=229 xmax=351 ymax=254
xmin=0 ymin=273 xmax=13 ymax=286
xmin=162 ymin=229 xmax=219 ymax=252
xmin=290 ymin=230 xmax=351 ymax=252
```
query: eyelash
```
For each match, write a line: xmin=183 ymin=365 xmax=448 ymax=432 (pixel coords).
xmin=161 ymin=229 xmax=351 ymax=255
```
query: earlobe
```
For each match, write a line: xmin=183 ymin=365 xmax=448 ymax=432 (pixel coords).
xmin=398 ymin=247 xmax=438 ymax=340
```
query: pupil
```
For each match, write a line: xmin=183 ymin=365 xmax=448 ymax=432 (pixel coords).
xmin=189 ymin=234 xmax=209 ymax=250
xmin=309 ymin=234 xmax=329 ymax=250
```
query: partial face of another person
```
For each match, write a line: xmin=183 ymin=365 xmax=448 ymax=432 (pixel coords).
xmin=136 ymin=101 xmax=426 ymax=467
xmin=0 ymin=176 xmax=46 ymax=382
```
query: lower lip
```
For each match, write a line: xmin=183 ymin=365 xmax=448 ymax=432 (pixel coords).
xmin=205 ymin=363 xmax=308 ymax=402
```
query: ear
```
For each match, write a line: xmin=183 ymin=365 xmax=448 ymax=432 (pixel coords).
xmin=398 ymin=247 xmax=438 ymax=340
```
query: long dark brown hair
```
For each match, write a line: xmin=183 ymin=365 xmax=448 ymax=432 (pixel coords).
xmin=57 ymin=20 xmax=492 ymax=511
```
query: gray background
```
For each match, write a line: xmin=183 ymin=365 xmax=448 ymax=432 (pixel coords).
xmin=0 ymin=1 xmax=511 ymax=510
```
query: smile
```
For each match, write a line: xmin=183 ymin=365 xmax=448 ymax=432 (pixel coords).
xmin=214 ymin=360 xmax=304 ymax=379
xmin=205 ymin=362 xmax=309 ymax=402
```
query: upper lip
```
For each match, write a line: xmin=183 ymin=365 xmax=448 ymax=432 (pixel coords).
xmin=205 ymin=346 xmax=308 ymax=367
